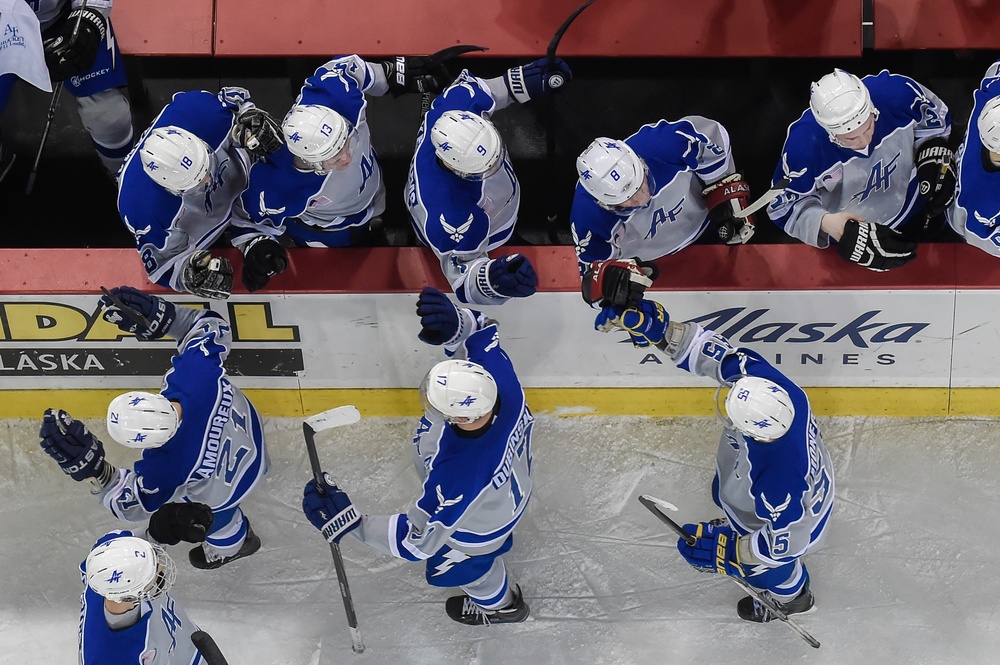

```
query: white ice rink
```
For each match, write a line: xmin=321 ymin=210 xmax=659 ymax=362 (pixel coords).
xmin=2 ymin=414 xmax=998 ymax=664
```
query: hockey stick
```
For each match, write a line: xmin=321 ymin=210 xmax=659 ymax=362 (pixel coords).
xmin=26 ymin=0 xmax=87 ymax=195
xmin=99 ymin=285 xmax=153 ymax=329
xmin=733 ymin=176 xmax=791 ymax=219
xmin=417 ymin=44 xmax=488 ymax=118
xmin=302 ymin=405 xmax=365 ymax=654
xmin=191 ymin=631 xmax=229 ymax=665
xmin=544 ymin=0 xmax=599 ymax=243
xmin=637 ymin=495 xmax=821 ymax=649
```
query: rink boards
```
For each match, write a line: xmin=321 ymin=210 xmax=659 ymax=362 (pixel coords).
xmin=0 ymin=244 xmax=998 ymax=417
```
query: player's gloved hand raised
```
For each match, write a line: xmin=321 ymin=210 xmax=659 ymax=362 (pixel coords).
xmin=43 ymin=8 xmax=107 ymax=82
xmin=915 ymin=137 xmax=957 ymax=219
xmin=241 ymin=236 xmax=288 ymax=292
xmin=232 ymin=106 xmax=284 ymax=158
xmin=504 ymin=58 xmax=572 ymax=104
xmin=581 ymin=258 xmax=657 ymax=308
xmin=837 ymin=219 xmax=916 ymax=272
xmin=182 ymin=250 xmax=234 ymax=299
xmin=677 ymin=521 xmax=746 ymax=578
xmin=486 ymin=254 xmax=538 ymax=299
xmin=416 ymin=286 xmax=462 ymax=345
xmin=39 ymin=408 xmax=107 ymax=482
xmin=148 ymin=502 xmax=214 ymax=545
xmin=702 ymin=173 xmax=756 ymax=245
xmin=100 ymin=285 xmax=176 ymax=340
xmin=594 ymin=299 xmax=669 ymax=348
xmin=302 ymin=473 xmax=360 ymax=544
xmin=383 ymin=45 xmax=487 ymax=97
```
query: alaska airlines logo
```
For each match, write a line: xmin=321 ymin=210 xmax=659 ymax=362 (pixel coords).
xmin=441 ymin=213 xmax=473 ymax=242
xmin=853 ymin=153 xmax=899 ymax=203
xmin=761 ymin=492 xmax=791 ymax=521
xmin=692 ymin=307 xmax=929 ymax=349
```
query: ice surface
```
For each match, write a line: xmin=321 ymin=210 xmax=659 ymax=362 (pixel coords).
xmin=2 ymin=415 xmax=998 ymax=664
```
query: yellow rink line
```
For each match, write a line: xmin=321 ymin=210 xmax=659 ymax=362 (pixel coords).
xmin=3 ymin=387 xmax=998 ymax=419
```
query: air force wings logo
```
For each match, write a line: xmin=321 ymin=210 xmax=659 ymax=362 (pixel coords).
xmin=974 ymin=210 xmax=1000 ymax=228
xmin=434 ymin=485 xmax=464 ymax=514
xmin=259 ymin=192 xmax=286 ymax=218
xmin=781 ymin=152 xmax=807 ymax=180
xmin=571 ymin=224 xmax=591 ymax=257
xmin=441 ymin=213 xmax=473 ymax=242
xmin=761 ymin=492 xmax=792 ymax=521
xmin=122 ymin=215 xmax=151 ymax=239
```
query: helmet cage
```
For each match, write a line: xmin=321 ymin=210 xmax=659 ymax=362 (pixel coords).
xmin=86 ymin=538 xmax=177 ymax=604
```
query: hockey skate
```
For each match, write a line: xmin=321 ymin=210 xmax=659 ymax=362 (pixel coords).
xmin=737 ymin=578 xmax=815 ymax=623
xmin=189 ymin=522 xmax=261 ymax=570
xmin=446 ymin=584 xmax=529 ymax=625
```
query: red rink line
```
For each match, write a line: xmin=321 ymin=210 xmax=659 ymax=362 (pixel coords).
xmin=0 ymin=244 xmax=993 ymax=295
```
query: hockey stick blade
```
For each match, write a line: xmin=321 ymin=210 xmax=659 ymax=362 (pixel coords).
xmin=638 ymin=495 xmax=821 ymax=649
xmin=305 ymin=405 xmax=360 ymax=433
xmin=546 ymin=0 xmax=598 ymax=87
xmin=191 ymin=631 xmax=229 ymax=665
xmin=734 ymin=177 xmax=791 ymax=219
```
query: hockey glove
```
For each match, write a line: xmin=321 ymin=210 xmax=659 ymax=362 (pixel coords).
xmin=702 ymin=173 xmax=755 ymax=244
xmin=39 ymin=408 xmax=107 ymax=482
xmin=619 ymin=299 xmax=669 ymax=348
xmin=581 ymin=258 xmax=657 ymax=308
xmin=837 ymin=219 xmax=916 ymax=272
xmin=43 ymin=8 xmax=106 ymax=82
xmin=302 ymin=473 xmax=360 ymax=544
xmin=504 ymin=58 xmax=572 ymax=104
xmin=416 ymin=286 xmax=462 ymax=345
xmin=915 ymin=137 xmax=957 ymax=219
xmin=241 ymin=236 xmax=288 ymax=292
xmin=485 ymin=254 xmax=538 ymax=299
xmin=217 ymin=86 xmax=252 ymax=109
xmin=232 ymin=106 xmax=284 ymax=158
xmin=382 ymin=45 xmax=487 ymax=97
xmin=148 ymin=502 xmax=214 ymax=546
xmin=677 ymin=521 xmax=746 ymax=578
xmin=182 ymin=251 xmax=234 ymax=299
xmin=100 ymin=285 xmax=176 ymax=340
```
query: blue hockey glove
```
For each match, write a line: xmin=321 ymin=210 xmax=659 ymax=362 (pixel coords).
xmin=487 ymin=254 xmax=538 ymax=298
xmin=504 ymin=57 xmax=572 ymax=104
xmin=39 ymin=408 xmax=107 ymax=482
xmin=218 ymin=86 xmax=252 ymax=110
xmin=302 ymin=473 xmax=360 ymax=544
xmin=619 ymin=300 xmax=668 ymax=348
xmin=100 ymin=285 xmax=176 ymax=340
xmin=416 ymin=286 xmax=462 ymax=345
xmin=677 ymin=521 xmax=746 ymax=578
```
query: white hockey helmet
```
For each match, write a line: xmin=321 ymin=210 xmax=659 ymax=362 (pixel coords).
xmin=107 ymin=391 xmax=179 ymax=449
xmin=282 ymin=104 xmax=350 ymax=172
xmin=430 ymin=110 xmax=505 ymax=180
xmin=721 ymin=376 xmax=795 ymax=443
xmin=978 ymin=96 xmax=1000 ymax=154
xmin=86 ymin=536 xmax=177 ymax=603
xmin=576 ymin=138 xmax=646 ymax=209
xmin=420 ymin=359 xmax=498 ymax=422
xmin=140 ymin=126 xmax=213 ymax=195
xmin=809 ymin=69 xmax=876 ymax=136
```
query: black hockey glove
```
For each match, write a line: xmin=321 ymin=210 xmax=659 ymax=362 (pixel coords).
xmin=837 ymin=220 xmax=916 ymax=272
xmin=182 ymin=251 xmax=234 ymax=299
xmin=382 ymin=44 xmax=487 ymax=97
xmin=39 ymin=408 xmax=107 ymax=482
xmin=232 ymin=106 xmax=284 ymax=158
xmin=581 ymin=258 xmax=658 ymax=308
xmin=915 ymin=137 xmax=957 ymax=219
xmin=702 ymin=173 xmax=755 ymax=244
xmin=99 ymin=285 xmax=176 ymax=340
xmin=416 ymin=286 xmax=461 ymax=345
xmin=148 ymin=502 xmax=215 ymax=545
xmin=241 ymin=236 xmax=288 ymax=292
xmin=43 ymin=8 xmax=107 ymax=82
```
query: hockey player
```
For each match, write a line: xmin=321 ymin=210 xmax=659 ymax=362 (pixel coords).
xmin=593 ymin=291 xmax=835 ymax=622
xmin=80 ymin=503 xmax=216 ymax=664
xmin=768 ymin=68 xmax=955 ymax=271
xmin=117 ymin=86 xmax=287 ymax=299
xmin=0 ymin=0 xmax=135 ymax=179
xmin=39 ymin=285 xmax=269 ymax=569
xmin=571 ymin=117 xmax=754 ymax=274
xmin=946 ymin=60 xmax=1000 ymax=257
xmin=242 ymin=51 xmax=469 ymax=248
xmin=302 ymin=286 xmax=533 ymax=625
xmin=406 ymin=58 xmax=572 ymax=304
